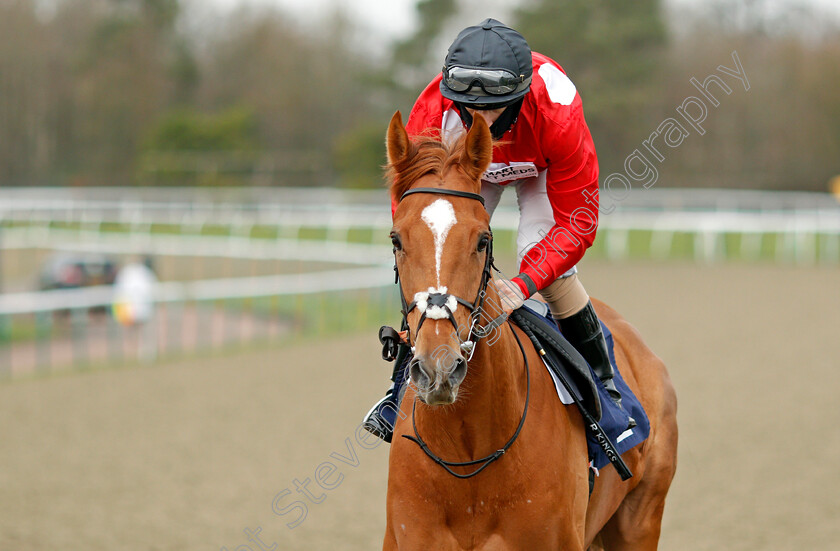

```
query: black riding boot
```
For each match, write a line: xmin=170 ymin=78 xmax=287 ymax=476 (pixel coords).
xmin=362 ymin=341 xmax=411 ymax=443
xmin=557 ymin=301 xmax=636 ymax=428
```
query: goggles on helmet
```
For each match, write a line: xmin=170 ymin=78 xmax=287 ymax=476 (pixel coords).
xmin=442 ymin=66 xmax=528 ymax=96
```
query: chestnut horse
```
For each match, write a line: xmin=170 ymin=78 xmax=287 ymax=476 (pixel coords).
xmin=382 ymin=111 xmax=678 ymax=550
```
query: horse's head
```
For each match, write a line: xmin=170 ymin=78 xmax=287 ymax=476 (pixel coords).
xmin=386 ymin=111 xmax=494 ymax=406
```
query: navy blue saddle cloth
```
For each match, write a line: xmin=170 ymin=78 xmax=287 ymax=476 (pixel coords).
xmin=511 ymin=302 xmax=650 ymax=470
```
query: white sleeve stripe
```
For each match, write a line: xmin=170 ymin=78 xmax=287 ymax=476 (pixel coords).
xmin=538 ymin=63 xmax=577 ymax=106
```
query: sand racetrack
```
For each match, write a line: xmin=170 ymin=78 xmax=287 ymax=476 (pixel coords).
xmin=1 ymin=260 xmax=838 ymax=550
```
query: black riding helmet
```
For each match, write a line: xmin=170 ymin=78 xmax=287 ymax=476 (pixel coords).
xmin=440 ymin=19 xmax=532 ymax=138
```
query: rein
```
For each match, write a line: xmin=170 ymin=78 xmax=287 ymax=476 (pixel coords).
xmin=394 ymin=186 xmax=529 ymax=479
xmin=402 ymin=324 xmax=530 ymax=479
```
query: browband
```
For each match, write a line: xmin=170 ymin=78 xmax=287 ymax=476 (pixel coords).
xmin=400 ymin=187 xmax=485 ymax=206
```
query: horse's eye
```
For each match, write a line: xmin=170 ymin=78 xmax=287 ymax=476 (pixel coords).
xmin=391 ymin=233 xmax=402 ymax=251
xmin=477 ymin=234 xmax=490 ymax=252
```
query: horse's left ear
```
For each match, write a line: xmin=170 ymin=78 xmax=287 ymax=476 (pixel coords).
xmin=386 ymin=111 xmax=411 ymax=167
xmin=461 ymin=114 xmax=493 ymax=183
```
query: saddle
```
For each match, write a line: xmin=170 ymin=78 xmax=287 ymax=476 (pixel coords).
xmin=511 ymin=300 xmax=649 ymax=476
xmin=510 ymin=300 xmax=602 ymax=421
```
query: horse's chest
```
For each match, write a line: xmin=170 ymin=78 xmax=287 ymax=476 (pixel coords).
xmin=391 ymin=496 xmax=576 ymax=550
xmin=391 ymin=480 xmax=570 ymax=547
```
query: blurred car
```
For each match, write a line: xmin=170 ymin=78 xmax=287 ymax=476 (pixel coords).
xmin=39 ymin=253 xmax=119 ymax=291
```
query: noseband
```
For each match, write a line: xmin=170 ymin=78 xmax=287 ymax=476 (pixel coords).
xmin=395 ymin=187 xmax=503 ymax=357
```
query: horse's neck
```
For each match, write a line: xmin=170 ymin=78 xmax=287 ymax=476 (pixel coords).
xmin=413 ymin=324 xmax=526 ymax=457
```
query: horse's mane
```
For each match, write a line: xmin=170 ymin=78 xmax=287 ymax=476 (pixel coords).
xmin=386 ymin=132 xmax=467 ymax=202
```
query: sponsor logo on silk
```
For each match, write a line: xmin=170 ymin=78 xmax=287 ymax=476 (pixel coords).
xmin=482 ymin=162 xmax=539 ymax=184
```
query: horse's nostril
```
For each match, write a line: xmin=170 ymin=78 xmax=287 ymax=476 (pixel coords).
xmin=449 ymin=357 xmax=468 ymax=386
xmin=409 ymin=358 xmax=431 ymax=389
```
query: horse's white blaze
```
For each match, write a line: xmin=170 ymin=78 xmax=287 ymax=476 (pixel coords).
xmin=421 ymin=198 xmax=457 ymax=287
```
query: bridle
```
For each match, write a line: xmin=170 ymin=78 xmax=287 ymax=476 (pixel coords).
xmin=395 ymin=187 xmax=505 ymax=357
xmin=393 ymin=186 xmax=530 ymax=479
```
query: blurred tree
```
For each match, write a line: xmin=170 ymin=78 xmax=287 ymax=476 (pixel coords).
xmin=1 ymin=0 xmax=837 ymax=191
xmin=332 ymin=0 xmax=458 ymax=189
xmin=143 ymin=106 xmax=257 ymax=152
xmin=657 ymin=2 xmax=840 ymax=190
xmin=168 ymin=34 xmax=200 ymax=107
xmin=71 ymin=0 xmax=186 ymax=184
xmin=805 ymin=35 xmax=840 ymax=190
xmin=0 ymin=0 xmax=198 ymax=186
xmin=137 ymin=106 xmax=260 ymax=185
xmin=45 ymin=1 xmax=101 ymax=185
xmin=513 ymin=0 xmax=668 ymax=178
xmin=391 ymin=0 xmax=457 ymax=100
xmin=199 ymin=8 xmax=371 ymax=186
xmin=0 ymin=0 xmax=52 ymax=185
xmin=334 ymin=121 xmax=388 ymax=189
xmin=393 ymin=0 xmax=456 ymax=67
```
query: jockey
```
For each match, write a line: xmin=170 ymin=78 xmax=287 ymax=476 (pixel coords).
xmin=364 ymin=18 xmax=634 ymax=442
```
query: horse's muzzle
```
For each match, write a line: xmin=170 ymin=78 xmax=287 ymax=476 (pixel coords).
xmin=409 ymin=354 xmax=467 ymax=405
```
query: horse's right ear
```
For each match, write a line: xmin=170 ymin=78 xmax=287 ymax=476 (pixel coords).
xmin=386 ymin=111 xmax=410 ymax=167
xmin=461 ymin=113 xmax=492 ymax=182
